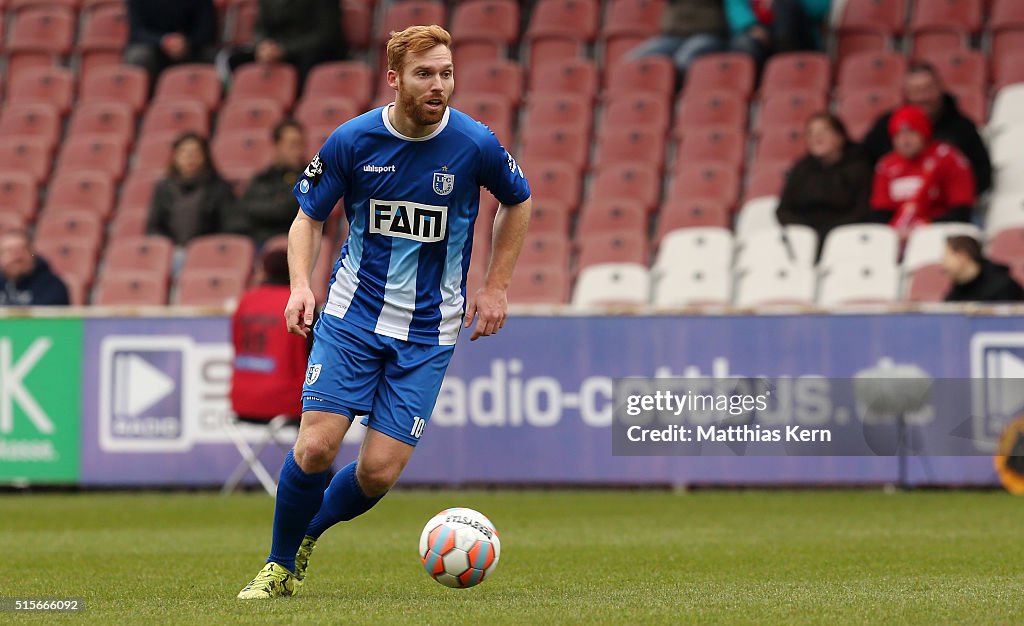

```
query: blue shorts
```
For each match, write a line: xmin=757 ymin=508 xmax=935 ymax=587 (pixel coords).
xmin=301 ymin=313 xmax=455 ymax=446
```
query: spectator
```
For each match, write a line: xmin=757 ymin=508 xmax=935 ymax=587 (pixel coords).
xmin=776 ymin=112 xmax=874 ymax=254
xmin=223 ymin=0 xmax=345 ymax=82
xmin=125 ymin=0 xmax=217 ymax=84
xmin=0 ymin=231 xmax=69 ymax=306
xmin=230 ymin=250 xmax=310 ymax=420
xmin=724 ymin=0 xmax=832 ymax=65
xmin=870 ymin=105 xmax=975 ymax=238
xmin=234 ymin=120 xmax=307 ymax=247
xmin=147 ymin=132 xmax=238 ymax=248
xmin=629 ymin=0 xmax=732 ymax=81
xmin=943 ymin=235 xmax=1024 ymax=302
xmin=862 ymin=62 xmax=992 ymax=194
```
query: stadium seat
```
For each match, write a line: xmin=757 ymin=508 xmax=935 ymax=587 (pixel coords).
xmin=990 ymin=126 xmax=1024 ymax=170
xmin=909 ymin=0 xmax=983 ymax=35
xmin=653 ymin=262 xmax=733 ymax=307
xmin=453 ymin=40 xmax=503 ymax=68
xmin=57 ymin=134 xmax=128 ymax=181
xmin=527 ymin=0 xmax=599 ymax=42
xmin=294 ymin=97 xmax=359 ymax=132
xmin=7 ymin=6 xmax=75 ymax=57
xmin=524 ymin=93 xmax=593 ymax=136
xmin=674 ymin=127 xmax=745 ymax=169
xmin=992 ymin=29 xmax=1024 ymax=71
xmin=174 ymin=269 xmax=246 ymax=306
xmin=94 ymin=270 xmax=169 ymax=306
xmin=754 ymin=125 xmax=806 ymax=164
xmin=674 ymin=90 xmax=747 ymax=138
xmin=992 ymin=50 xmax=1024 ymax=91
xmin=575 ymin=199 xmax=647 ymax=238
xmin=103 ymin=235 xmax=173 ymax=276
xmin=743 ymin=158 xmax=792 ymax=203
xmin=0 ymin=102 xmax=60 ymax=148
xmin=818 ymin=224 xmax=900 ymax=272
xmin=527 ymin=161 xmax=582 ymax=210
xmin=735 ymin=225 xmax=818 ymax=272
xmin=458 ymin=61 xmax=523 ymax=106
xmin=902 ymin=222 xmax=982 ymax=271
xmin=519 ymin=125 xmax=589 ymax=172
xmin=132 ymin=131 xmax=180 ymax=174
xmin=949 ymin=86 xmax=985 ymax=126
xmin=529 ymin=58 xmax=599 ymax=101
xmin=734 ymin=262 xmax=815 ymax=307
xmin=33 ymin=237 xmax=99 ymax=296
xmin=526 ymin=35 xmax=585 ymax=70
xmin=668 ymin=164 xmax=740 ymax=212
xmin=755 ymin=91 xmax=827 ymax=136
xmin=603 ymin=35 xmax=646 ymax=70
xmin=181 ymin=234 xmax=256 ymax=280
xmin=905 ymin=262 xmax=952 ymax=302
xmin=228 ymin=63 xmax=297 ymax=111
xmin=67 ymin=101 xmax=134 ymax=146
xmin=79 ymin=4 xmax=127 ymax=58
xmin=8 ymin=65 xmax=74 ymax=114
xmin=109 ymin=209 xmax=148 ymax=239
xmin=0 ymin=213 xmax=24 ymax=234
xmin=518 ymin=232 xmax=571 ymax=267
xmin=342 ymin=0 xmax=372 ymax=51
xmin=302 ymin=61 xmax=373 ymax=111
xmin=0 ymin=136 xmax=51 ymax=183
xmin=80 ymin=64 xmax=148 ymax=114
xmin=993 ymin=161 xmax=1024 ymax=195
xmin=216 ymin=97 xmax=284 ymax=134
xmin=211 ymin=130 xmax=273 ymax=184
xmin=988 ymin=84 xmax=1024 ymax=133
xmin=452 ymin=0 xmax=520 ymax=49
xmin=452 ymin=93 xmax=513 ymax=140
xmin=154 ymin=64 xmax=223 ymax=112
xmin=589 ymin=164 xmax=661 ymax=212
xmin=835 ymin=29 xmax=891 ymax=70
xmin=0 ymin=172 xmax=37 ymax=225
xmin=818 ymin=261 xmax=900 ymax=306
xmin=909 ymin=27 xmax=968 ymax=58
xmin=987 ymin=227 xmax=1024 ymax=265
xmin=572 ymin=263 xmax=650 ymax=307
xmin=35 ymin=208 xmax=104 ymax=244
xmin=601 ymin=93 xmax=671 ymax=132
xmin=602 ymin=0 xmax=666 ymax=43
xmin=576 ymin=230 xmax=648 ymax=271
xmin=653 ymin=227 xmax=734 ymax=274
xmin=526 ymin=200 xmax=572 ymax=236
xmin=509 ymin=262 xmax=571 ymax=304
xmin=655 ymin=198 xmax=731 ymax=238
xmin=43 ymin=170 xmax=115 ymax=220
xmin=684 ymin=53 xmax=756 ymax=101
xmin=593 ymin=126 xmax=666 ymax=170
xmin=141 ymin=99 xmax=210 ymax=138
xmin=379 ymin=0 xmax=447 ymax=44
xmin=759 ymin=53 xmax=830 ymax=101
xmin=835 ymin=89 xmax=901 ymax=141
xmin=991 ymin=0 xmax=1024 ymax=32
xmin=986 ymin=193 xmax=1024 ymax=234
xmin=836 ymin=51 xmax=907 ymax=96
xmin=734 ymin=196 xmax=781 ymax=237
xmin=603 ymin=56 xmax=675 ymax=97
xmin=838 ymin=0 xmax=906 ymax=35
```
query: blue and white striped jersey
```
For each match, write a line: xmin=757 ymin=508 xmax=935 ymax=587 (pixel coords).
xmin=293 ymin=104 xmax=531 ymax=346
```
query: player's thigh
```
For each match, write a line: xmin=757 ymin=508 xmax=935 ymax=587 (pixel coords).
xmin=294 ymin=409 xmax=352 ymax=463
xmin=366 ymin=342 xmax=455 ymax=446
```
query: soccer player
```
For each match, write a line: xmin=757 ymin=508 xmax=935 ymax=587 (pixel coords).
xmin=237 ymin=25 xmax=532 ymax=599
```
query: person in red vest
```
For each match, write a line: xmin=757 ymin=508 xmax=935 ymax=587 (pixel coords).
xmin=230 ymin=249 xmax=310 ymax=419
xmin=870 ymin=105 xmax=976 ymax=240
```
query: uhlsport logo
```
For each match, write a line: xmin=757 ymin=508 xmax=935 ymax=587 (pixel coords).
xmin=370 ymin=199 xmax=448 ymax=243
xmin=306 ymin=363 xmax=322 ymax=385
xmin=433 ymin=171 xmax=455 ymax=196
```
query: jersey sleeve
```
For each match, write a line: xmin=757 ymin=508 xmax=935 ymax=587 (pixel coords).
xmin=293 ymin=127 xmax=348 ymax=221
xmin=476 ymin=132 xmax=531 ymax=206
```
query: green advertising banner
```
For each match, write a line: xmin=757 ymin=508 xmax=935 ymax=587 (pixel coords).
xmin=0 ymin=318 xmax=81 ymax=483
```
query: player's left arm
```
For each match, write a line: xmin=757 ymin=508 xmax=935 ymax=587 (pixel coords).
xmin=465 ymin=197 xmax=532 ymax=341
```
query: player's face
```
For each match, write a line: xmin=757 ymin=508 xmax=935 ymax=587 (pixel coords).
xmin=392 ymin=45 xmax=454 ymax=128
xmin=173 ymin=139 xmax=205 ymax=179
xmin=904 ymin=72 xmax=942 ymax=119
xmin=893 ymin=127 xmax=926 ymax=159
xmin=0 ymin=233 xmax=33 ymax=280
xmin=276 ymin=126 xmax=307 ymax=171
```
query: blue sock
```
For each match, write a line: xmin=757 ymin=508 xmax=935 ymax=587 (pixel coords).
xmin=305 ymin=461 xmax=385 ymax=539
xmin=267 ymin=450 xmax=329 ymax=573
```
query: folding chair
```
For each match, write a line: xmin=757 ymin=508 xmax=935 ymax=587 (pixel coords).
xmin=221 ymin=414 xmax=300 ymax=496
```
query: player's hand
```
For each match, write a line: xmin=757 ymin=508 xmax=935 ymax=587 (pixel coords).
xmin=464 ymin=286 xmax=508 ymax=341
xmin=285 ymin=286 xmax=316 ymax=338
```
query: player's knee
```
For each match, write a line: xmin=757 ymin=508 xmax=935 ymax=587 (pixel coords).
xmin=293 ymin=436 xmax=338 ymax=474
xmin=356 ymin=461 xmax=399 ymax=497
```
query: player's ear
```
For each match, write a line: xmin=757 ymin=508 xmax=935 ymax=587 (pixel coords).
xmin=386 ymin=69 xmax=399 ymax=90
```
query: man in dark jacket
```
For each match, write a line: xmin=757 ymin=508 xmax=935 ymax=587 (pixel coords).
xmin=943 ymin=235 xmax=1024 ymax=302
xmin=125 ymin=0 xmax=217 ymax=84
xmin=227 ymin=0 xmax=345 ymax=81
xmin=235 ymin=120 xmax=307 ymax=246
xmin=0 ymin=231 xmax=69 ymax=306
xmin=862 ymin=62 xmax=992 ymax=194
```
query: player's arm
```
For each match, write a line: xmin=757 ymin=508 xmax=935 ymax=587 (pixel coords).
xmin=284 ymin=210 xmax=324 ymax=338
xmin=465 ymin=196 xmax=532 ymax=341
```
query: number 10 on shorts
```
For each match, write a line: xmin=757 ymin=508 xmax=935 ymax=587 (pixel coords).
xmin=410 ymin=416 xmax=426 ymax=439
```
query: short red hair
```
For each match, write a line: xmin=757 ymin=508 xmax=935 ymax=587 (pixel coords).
xmin=386 ymin=25 xmax=452 ymax=73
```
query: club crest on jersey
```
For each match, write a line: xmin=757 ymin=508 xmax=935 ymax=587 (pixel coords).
xmin=305 ymin=363 xmax=322 ymax=385
xmin=432 ymin=171 xmax=455 ymax=196
xmin=304 ymin=153 xmax=323 ymax=186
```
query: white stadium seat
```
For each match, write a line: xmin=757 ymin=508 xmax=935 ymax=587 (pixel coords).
xmin=653 ymin=227 xmax=733 ymax=274
xmin=985 ymin=192 xmax=1024 ymax=235
xmin=653 ymin=263 xmax=732 ymax=306
xmin=572 ymin=263 xmax=650 ymax=308
xmin=734 ymin=196 xmax=780 ymax=237
xmin=735 ymin=225 xmax=818 ymax=272
xmin=993 ymin=162 xmax=1024 ymax=195
xmin=818 ymin=261 xmax=900 ymax=306
xmin=987 ymin=85 xmax=1024 ymax=135
xmin=818 ymin=224 xmax=899 ymax=271
xmin=734 ymin=262 xmax=816 ymax=307
xmin=989 ymin=125 xmax=1024 ymax=170
xmin=902 ymin=222 xmax=983 ymax=272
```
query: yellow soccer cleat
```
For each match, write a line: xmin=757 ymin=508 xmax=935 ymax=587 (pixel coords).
xmin=294 ymin=536 xmax=317 ymax=586
xmin=236 ymin=562 xmax=297 ymax=599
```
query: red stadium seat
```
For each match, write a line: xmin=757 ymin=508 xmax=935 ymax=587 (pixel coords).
xmin=453 ymin=93 xmax=513 ymax=138
xmin=154 ymin=64 xmax=222 ymax=112
xmin=674 ymin=127 xmax=745 ymax=170
xmin=459 ymin=60 xmax=523 ymax=106
xmin=909 ymin=27 xmax=967 ymax=58
xmin=992 ymin=51 xmax=1024 ymax=91
xmin=987 ymin=227 xmax=1024 ymax=265
xmin=228 ymin=63 xmax=297 ymax=111
xmin=668 ymin=163 xmax=740 ymax=212
xmin=744 ymin=159 xmax=792 ymax=203
xmin=294 ymin=97 xmax=360 ymax=131
xmin=509 ymin=263 xmax=571 ymax=304
xmin=994 ymin=32 xmax=1024 ymax=73
xmin=602 ymin=0 xmax=666 ymax=41
xmin=7 ymin=7 xmax=75 ymax=57
xmin=57 ymin=134 xmax=128 ymax=181
xmin=109 ymin=209 xmax=148 ymax=239
xmin=379 ymin=1 xmax=447 ymax=43
xmin=525 ymin=161 xmax=582 ymax=210
xmin=523 ymin=93 xmax=592 ymax=136
xmin=0 ymin=171 xmax=38 ymax=224
xmin=602 ymin=93 xmax=671 ymax=133
xmin=992 ymin=0 xmax=1024 ymax=31
xmin=527 ymin=37 xmax=585 ymax=71
xmin=35 ymin=209 xmax=104 ymax=243
xmin=452 ymin=0 xmax=520 ymax=47
xmin=79 ymin=4 xmax=127 ymax=56
xmin=909 ymin=0 xmax=982 ymax=35
xmin=80 ymin=64 xmax=149 ymax=114
xmin=44 ymin=170 xmax=115 ymax=219
xmin=918 ymin=49 xmax=986 ymax=92
xmin=529 ymin=58 xmax=599 ymax=101
xmin=593 ymin=126 xmax=666 ymax=170
xmin=0 ymin=213 xmax=26 ymax=235
xmin=527 ymin=0 xmax=599 ymax=42
xmin=526 ymin=200 xmax=572 ymax=236
xmin=836 ymin=51 xmax=907 ymax=96
xmin=603 ymin=55 xmax=675 ymax=97
xmin=0 ymin=102 xmax=60 ymax=148
xmin=755 ymin=90 xmax=827 ymax=136
xmin=836 ymin=89 xmax=901 ymax=141
xmin=835 ymin=29 xmax=891 ymax=69
xmin=838 ymin=0 xmax=906 ymax=33
xmin=674 ymin=90 xmax=747 ymax=138
xmin=576 ymin=230 xmax=649 ymax=271
xmin=132 ymin=131 xmax=180 ymax=174
xmin=519 ymin=125 xmax=589 ymax=172
xmin=217 ymin=97 xmax=284 ymax=134
xmin=759 ymin=53 xmax=830 ymax=100
xmin=0 ymin=137 xmax=51 ymax=183
xmin=684 ymin=53 xmax=756 ymax=101
xmin=8 ymin=65 xmax=74 ymax=114
xmin=576 ymin=198 xmax=647 ymax=238
xmin=9 ymin=0 xmax=82 ymax=10
xmin=67 ymin=101 xmax=134 ymax=142
xmin=211 ymin=130 xmax=273 ymax=183
xmin=589 ymin=164 xmax=661 ymax=212
xmin=655 ymin=199 xmax=731 ymax=241
xmin=174 ymin=269 xmax=246 ymax=306
xmin=342 ymin=0 xmax=372 ymax=51
xmin=949 ymin=85 xmax=985 ymax=126
xmin=103 ymin=235 xmax=173 ymax=276
xmin=142 ymin=99 xmax=210 ymax=137
xmin=518 ymin=232 xmax=571 ymax=266
xmin=906 ymin=263 xmax=951 ymax=302
xmin=453 ymin=40 xmax=502 ymax=68
xmin=303 ymin=61 xmax=373 ymax=111
xmin=182 ymin=234 xmax=256 ymax=280
xmin=603 ymin=36 xmax=645 ymax=70
xmin=95 ymin=270 xmax=169 ymax=306
xmin=118 ymin=169 xmax=161 ymax=214
xmin=33 ymin=236 xmax=99 ymax=294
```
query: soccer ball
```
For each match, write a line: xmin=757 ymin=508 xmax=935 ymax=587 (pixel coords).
xmin=419 ymin=507 xmax=500 ymax=588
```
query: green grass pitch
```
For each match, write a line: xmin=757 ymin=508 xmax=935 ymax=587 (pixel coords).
xmin=1 ymin=490 xmax=1021 ymax=624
